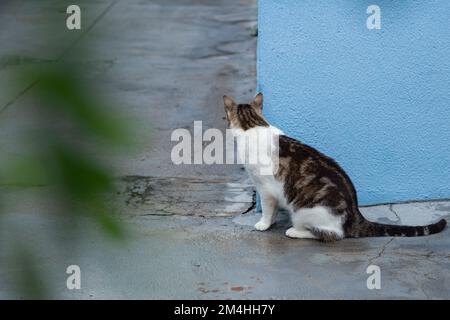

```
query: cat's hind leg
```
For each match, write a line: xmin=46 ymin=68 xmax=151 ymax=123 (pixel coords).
xmin=254 ymin=194 xmax=278 ymax=231
xmin=289 ymin=206 xmax=344 ymax=242
xmin=285 ymin=226 xmax=318 ymax=239
xmin=309 ymin=227 xmax=343 ymax=242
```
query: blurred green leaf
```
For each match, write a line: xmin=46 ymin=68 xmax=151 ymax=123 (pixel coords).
xmin=49 ymin=143 xmax=125 ymax=239
xmin=1 ymin=4 xmax=139 ymax=298
xmin=0 ymin=157 xmax=48 ymax=187
xmin=87 ymin=200 xmax=125 ymax=240
xmin=51 ymin=143 xmax=113 ymax=195
xmin=13 ymin=245 xmax=48 ymax=299
xmin=28 ymin=65 xmax=129 ymax=145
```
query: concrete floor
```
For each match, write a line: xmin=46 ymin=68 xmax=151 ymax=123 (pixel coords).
xmin=0 ymin=0 xmax=449 ymax=299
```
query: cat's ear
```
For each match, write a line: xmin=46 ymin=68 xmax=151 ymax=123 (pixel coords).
xmin=223 ymin=95 xmax=236 ymax=112
xmin=252 ymin=93 xmax=263 ymax=112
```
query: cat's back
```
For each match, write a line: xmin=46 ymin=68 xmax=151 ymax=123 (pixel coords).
xmin=276 ymin=134 xmax=358 ymax=207
xmin=278 ymin=135 xmax=343 ymax=173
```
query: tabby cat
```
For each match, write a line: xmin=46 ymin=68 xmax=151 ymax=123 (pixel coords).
xmin=223 ymin=93 xmax=447 ymax=241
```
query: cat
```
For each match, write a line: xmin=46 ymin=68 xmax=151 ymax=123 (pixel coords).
xmin=223 ymin=93 xmax=447 ymax=241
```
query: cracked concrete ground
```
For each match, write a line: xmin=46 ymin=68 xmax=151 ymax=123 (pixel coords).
xmin=1 ymin=0 xmax=449 ymax=299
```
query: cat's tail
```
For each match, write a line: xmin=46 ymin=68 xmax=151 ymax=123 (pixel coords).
xmin=356 ymin=217 xmax=447 ymax=238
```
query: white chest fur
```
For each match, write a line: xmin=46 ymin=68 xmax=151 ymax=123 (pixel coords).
xmin=231 ymin=125 xmax=286 ymax=206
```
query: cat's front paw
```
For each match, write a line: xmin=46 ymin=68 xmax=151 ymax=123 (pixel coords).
xmin=254 ymin=220 xmax=271 ymax=231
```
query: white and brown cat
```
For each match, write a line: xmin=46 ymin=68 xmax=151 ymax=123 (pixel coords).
xmin=223 ymin=93 xmax=447 ymax=241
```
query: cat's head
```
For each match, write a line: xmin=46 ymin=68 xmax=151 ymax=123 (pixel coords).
xmin=222 ymin=93 xmax=269 ymax=130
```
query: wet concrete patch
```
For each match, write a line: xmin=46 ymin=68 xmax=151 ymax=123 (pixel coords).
xmin=118 ymin=175 xmax=254 ymax=217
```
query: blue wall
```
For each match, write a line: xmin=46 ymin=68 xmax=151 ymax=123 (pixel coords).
xmin=257 ymin=0 xmax=450 ymax=205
